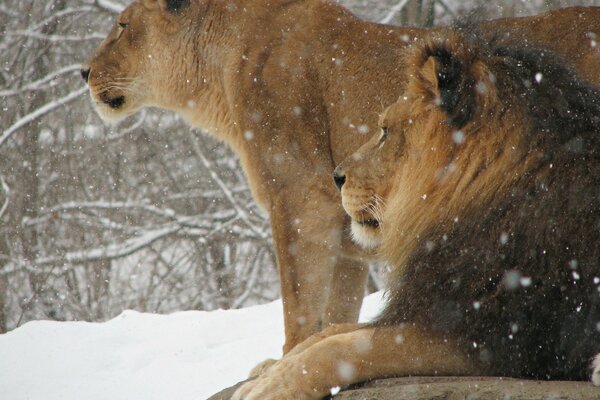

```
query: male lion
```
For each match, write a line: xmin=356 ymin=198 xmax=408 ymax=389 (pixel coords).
xmin=82 ymin=0 xmax=600 ymax=352
xmin=231 ymin=30 xmax=600 ymax=399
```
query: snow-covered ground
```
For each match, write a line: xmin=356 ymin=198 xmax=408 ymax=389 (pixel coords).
xmin=0 ymin=292 xmax=384 ymax=400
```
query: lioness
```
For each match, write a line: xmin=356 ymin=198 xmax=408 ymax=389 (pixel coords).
xmin=231 ymin=30 xmax=600 ymax=399
xmin=82 ymin=0 xmax=600 ymax=352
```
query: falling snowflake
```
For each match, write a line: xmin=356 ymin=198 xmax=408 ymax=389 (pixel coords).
xmin=357 ymin=125 xmax=369 ymax=134
xmin=452 ymin=130 xmax=465 ymax=144
xmin=337 ymin=361 xmax=356 ymax=381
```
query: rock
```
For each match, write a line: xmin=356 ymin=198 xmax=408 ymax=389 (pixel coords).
xmin=206 ymin=376 xmax=600 ymax=400
xmin=206 ymin=380 xmax=247 ymax=400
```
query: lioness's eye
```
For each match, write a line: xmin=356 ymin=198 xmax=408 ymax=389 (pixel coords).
xmin=116 ymin=22 xmax=128 ymax=39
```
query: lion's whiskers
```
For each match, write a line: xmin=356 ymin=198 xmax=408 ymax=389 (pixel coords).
xmin=361 ymin=195 xmax=385 ymax=228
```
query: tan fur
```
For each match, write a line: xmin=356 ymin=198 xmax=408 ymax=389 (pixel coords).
xmin=231 ymin=30 xmax=600 ymax=399
xmin=83 ymin=0 xmax=600 ymax=352
xmin=337 ymin=35 xmax=538 ymax=271
xmin=232 ymin=323 xmax=472 ymax=399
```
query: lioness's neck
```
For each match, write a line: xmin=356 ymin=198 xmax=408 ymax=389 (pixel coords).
xmin=148 ymin=2 xmax=230 ymax=137
xmin=161 ymin=0 xmax=309 ymax=146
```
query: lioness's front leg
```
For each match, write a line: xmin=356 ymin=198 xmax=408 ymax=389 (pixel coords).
xmin=323 ymin=254 xmax=369 ymax=326
xmin=270 ymin=190 xmax=349 ymax=352
xmin=232 ymin=324 xmax=475 ymax=400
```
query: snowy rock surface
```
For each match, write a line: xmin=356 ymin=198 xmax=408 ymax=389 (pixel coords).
xmin=208 ymin=376 xmax=600 ymax=400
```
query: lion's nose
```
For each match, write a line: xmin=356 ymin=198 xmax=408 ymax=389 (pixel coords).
xmin=81 ymin=67 xmax=90 ymax=83
xmin=333 ymin=168 xmax=346 ymax=191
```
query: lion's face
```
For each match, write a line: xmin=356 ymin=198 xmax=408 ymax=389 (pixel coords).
xmin=335 ymin=84 xmax=448 ymax=249
xmin=83 ymin=0 xmax=205 ymax=122
xmin=336 ymin=34 xmax=513 ymax=251
xmin=334 ymin=99 xmax=410 ymax=249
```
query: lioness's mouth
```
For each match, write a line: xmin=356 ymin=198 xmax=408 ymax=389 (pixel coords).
xmin=357 ymin=218 xmax=380 ymax=228
xmin=105 ymin=95 xmax=125 ymax=109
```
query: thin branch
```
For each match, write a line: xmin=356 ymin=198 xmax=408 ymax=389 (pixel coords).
xmin=6 ymin=31 xmax=106 ymax=42
xmin=0 ymin=5 xmax=19 ymax=17
xmin=188 ymin=132 xmax=269 ymax=239
xmin=26 ymin=200 xmax=237 ymax=228
xmin=95 ymin=0 xmax=124 ymax=13
xmin=35 ymin=224 xmax=184 ymax=266
xmin=81 ymin=0 xmax=124 ymax=13
xmin=0 ymin=177 xmax=9 ymax=221
xmin=0 ymin=64 xmax=81 ymax=97
xmin=434 ymin=0 xmax=456 ymax=17
xmin=0 ymin=86 xmax=88 ymax=148
xmin=29 ymin=7 xmax=96 ymax=32
xmin=15 ymin=264 xmax=59 ymax=328
xmin=379 ymin=0 xmax=411 ymax=24
xmin=232 ymin=248 xmax=264 ymax=309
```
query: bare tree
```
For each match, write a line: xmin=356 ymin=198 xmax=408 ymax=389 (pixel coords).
xmin=0 ymin=0 xmax=277 ymax=331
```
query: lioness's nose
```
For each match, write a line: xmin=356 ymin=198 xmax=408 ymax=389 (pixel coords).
xmin=81 ymin=67 xmax=90 ymax=83
xmin=333 ymin=168 xmax=346 ymax=191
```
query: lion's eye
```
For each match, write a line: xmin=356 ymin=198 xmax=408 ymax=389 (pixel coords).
xmin=377 ymin=127 xmax=389 ymax=148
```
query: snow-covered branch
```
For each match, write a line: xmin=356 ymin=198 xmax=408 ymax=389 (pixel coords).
xmin=0 ymin=64 xmax=81 ymax=97
xmin=231 ymin=248 xmax=265 ymax=309
xmin=6 ymin=31 xmax=106 ymax=43
xmin=82 ymin=0 xmax=125 ymax=13
xmin=189 ymin=133 xmax=270 ymax=239
xmin=379 ymin=0 xmax=410 ymax=24
xmin=29 ymin=7 xmax=97 ymax=32
xmin=0 ymin=4 xmax=19 ymax=17
xmin=35 ymin=224 xmax=185 ymax=266
xmin=0 ymin=87 xmax=88 ymax=148
xmin=435 ymin=0 xmax=456 ymax=17
xmin=0 ymin=177 xmax=9 ymax=221
xmin=27 ymin=200 xmax=237 ymax=228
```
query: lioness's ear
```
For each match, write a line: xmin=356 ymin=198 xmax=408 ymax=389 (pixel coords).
xmin=159 ymin=0 xmax=188 ymax=13
xmin=420 ymin=45 xmax=475 ymax=129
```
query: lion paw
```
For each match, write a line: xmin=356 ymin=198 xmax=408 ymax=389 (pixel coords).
xmin=248 ymin=358 xmax=278 ymax=378
xmin=232 ymin=358 xmax=318 ymax=400
xmin=231 ymin=378 xmax=305 ymax=400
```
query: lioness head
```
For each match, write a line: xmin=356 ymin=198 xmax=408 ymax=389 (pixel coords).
xmin=82 ymin=0 xmax=215 ymax=123
xmin=335 ymin=31 xmax=583 ymax=255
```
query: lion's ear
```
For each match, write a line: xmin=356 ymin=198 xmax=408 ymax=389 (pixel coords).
xmin=159 ymin=0 xmax=188 ymax=13
xmin=420 ymin=45 xmax=476 ymax=129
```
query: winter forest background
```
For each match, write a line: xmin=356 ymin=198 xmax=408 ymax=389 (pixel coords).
xmin=0 ymin=0 xmax=597 ymax=333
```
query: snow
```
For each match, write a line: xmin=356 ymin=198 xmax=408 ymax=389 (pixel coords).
xmin=0 ymin=291 xmax=384 ymax=400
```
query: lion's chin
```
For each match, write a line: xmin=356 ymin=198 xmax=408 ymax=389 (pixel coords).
xmin=350 ymin=219 xmax=382 ymax=249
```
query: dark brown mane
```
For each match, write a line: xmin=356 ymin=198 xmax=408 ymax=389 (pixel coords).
xmin=490 ymin=36 xmax=600 ymax=139
xmin=375 ymin=29 xmax=600 ymax=381
xmin=420 ymin=25 xmax=600 ymax=140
